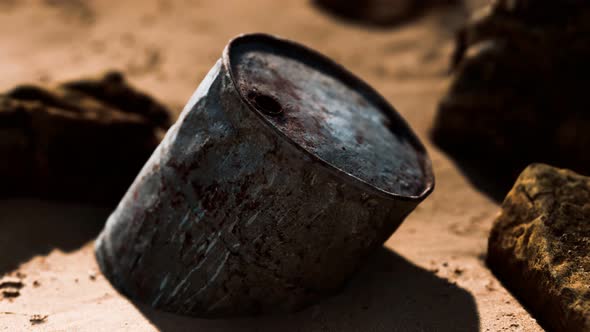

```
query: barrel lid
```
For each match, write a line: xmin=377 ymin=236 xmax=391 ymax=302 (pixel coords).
xmin=224 ymin=33 xmax=433 ymax=200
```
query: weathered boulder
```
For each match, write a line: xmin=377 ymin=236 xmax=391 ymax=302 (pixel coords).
xmin=0 ymin=71 xmax=171 ymax=205
xmin=488 ymin=163 xmax=590 ymax=332
xmin=432 ymin=0 xmax=590 ymax=187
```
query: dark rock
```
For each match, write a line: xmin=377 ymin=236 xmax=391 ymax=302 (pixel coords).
xmin=432 ymin=0 xmax=590 ymax=188
xmin=0 ymin=71 xmax=171 ymax=205
xmin=488 ymin=163 xmax=590 ymax=332
xmin=313 ymin=0 xmax=457 ymax=26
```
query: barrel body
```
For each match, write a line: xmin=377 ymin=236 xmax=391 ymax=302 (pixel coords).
xmin=95 ymin=34 xmax=433 ymax=317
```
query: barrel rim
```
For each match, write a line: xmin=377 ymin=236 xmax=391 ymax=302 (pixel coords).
xmin=223 ymin=33 xmax=434 ymax=202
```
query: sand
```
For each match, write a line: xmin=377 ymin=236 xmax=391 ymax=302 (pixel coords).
xmin=0 ymin=0 xmax=543 ymax=331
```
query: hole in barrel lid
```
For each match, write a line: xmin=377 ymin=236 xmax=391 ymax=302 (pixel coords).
xmin=247 ymin=91 xmax=283 ymax=116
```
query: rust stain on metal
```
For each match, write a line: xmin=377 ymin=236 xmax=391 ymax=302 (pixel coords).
xmin=231 ymin=37 xmax=428 ymax=196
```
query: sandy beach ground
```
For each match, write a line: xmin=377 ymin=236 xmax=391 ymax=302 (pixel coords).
xmin=0 ymin=1 xmax=543 ymax=331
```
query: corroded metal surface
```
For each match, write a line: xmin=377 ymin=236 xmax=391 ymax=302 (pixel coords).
xmin=95 ymin=33 xmax=434 ymax=317
xmin=231 ymin=37 xmax=426 ymax=196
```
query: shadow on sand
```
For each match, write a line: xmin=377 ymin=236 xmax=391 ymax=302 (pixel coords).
xmin=441 ymin=154 xmax=520 ymax=203
xmin=135 ymin=247 xmax=480 ymax=332
xmin=0 ymin=199 xmax=111 ymax=275
xmin=0 ymin=200 xmax=480 ymax=332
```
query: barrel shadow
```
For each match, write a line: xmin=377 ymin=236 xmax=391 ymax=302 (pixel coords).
xmin=135 ymin=247 xmax=480 ymax=332
xmin=0 ymin=199 xmax=111 ymax=275
xmin=437 ymin=152 xmax=520 ymax=203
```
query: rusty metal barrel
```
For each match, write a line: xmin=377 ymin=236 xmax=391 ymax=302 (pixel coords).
xmin=95 ymin=33 xmax=434 ymax=317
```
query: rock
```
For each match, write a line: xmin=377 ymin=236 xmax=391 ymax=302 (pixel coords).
xmin=28 ymin=314 xmax=48 ymax=325
xmin=487 ymin=163 xmax=590 ymax=332
xmin=432 ymin=0 xmax=590 ymax=187
xmin=0 ymin=277 xmax=24 ymax=299
xmin=313 ymin=0 xmax=457 ymax=26
xmin=0 ymin=71 xmax=171 ymax=205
